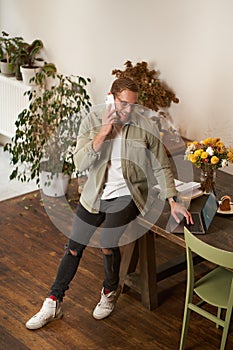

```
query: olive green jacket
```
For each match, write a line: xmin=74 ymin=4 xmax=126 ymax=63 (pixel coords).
xmin=73 ymin=108 xmax=177 ymax=215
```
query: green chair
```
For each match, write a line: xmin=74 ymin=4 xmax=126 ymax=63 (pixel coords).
xmin=179 ymin=227 xmax=233 ymax=350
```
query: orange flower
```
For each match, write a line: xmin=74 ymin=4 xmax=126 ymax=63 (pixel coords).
xmin=201 ymin=138 xmax=212 ymax=145
xmin=212 ymin=137 xmax=220 ymax=144
xmin=227 ymin=151 xmax=233 ymax=162
xmin=216 ymin=141 xmax=225 ymax=153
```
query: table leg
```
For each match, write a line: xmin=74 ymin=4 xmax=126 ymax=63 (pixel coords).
xmin=120 ymin=230 xmax=158 ymax=310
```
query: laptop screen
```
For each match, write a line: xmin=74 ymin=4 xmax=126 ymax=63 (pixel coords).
xmin=202 ymin=191 xmax=218 ymax=230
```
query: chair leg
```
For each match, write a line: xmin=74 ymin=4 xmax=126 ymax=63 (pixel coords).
xmin=179 ymin=305 xmax=192 ymax=350
xmin=216 ymin=307 xmax=221 ymax=329
xmin=220 ymin=307 xmax=233 ymax=350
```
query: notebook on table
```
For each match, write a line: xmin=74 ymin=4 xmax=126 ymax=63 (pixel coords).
xmin=168 ymin=191 xmax=219 ymax=234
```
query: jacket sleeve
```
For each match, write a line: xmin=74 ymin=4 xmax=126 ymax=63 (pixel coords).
xmin=148 ymin=132 xmax=177 ymax=200
xmin=73 ymin=114 xmax=101 ymax=173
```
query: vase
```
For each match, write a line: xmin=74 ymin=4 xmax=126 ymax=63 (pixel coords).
xmin=200 ymin=168 xmax=216 ymax=194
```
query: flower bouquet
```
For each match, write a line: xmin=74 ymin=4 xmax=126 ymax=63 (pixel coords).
xmin=185 ymin=137 xmax=233 ymax=193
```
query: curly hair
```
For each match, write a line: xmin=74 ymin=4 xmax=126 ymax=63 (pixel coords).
xmin=110 ymin=77 xmax=138 ymax=95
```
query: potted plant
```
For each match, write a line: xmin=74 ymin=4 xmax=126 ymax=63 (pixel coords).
xmin=112 ymin=60 xmax=179 ymax=134
xmin=32 ymin=62 xmax=58 ymax=89
xmin=19 ymin=39 xmax=44 ymax=85
xmin=4 ymin=72 xmax=92 ymax=196
xmin=0 ymin=31 xmax=24 ymax=76
xmin=10 ymin=40 xmax=31 ymax=80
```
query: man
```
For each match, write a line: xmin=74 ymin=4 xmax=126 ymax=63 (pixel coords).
xmin=26 ymin=77 xmax=192 ymax=330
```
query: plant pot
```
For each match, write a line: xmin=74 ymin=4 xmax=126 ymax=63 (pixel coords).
xmin=40 ymin=171 xmax=70 ymax=197
xmin=0 ymin=59 xmax=15 ymax=76
xmin=20 ymin=65 xmax=41 ymax=86
xmin=34 ymin=58 xmax=44 ymax=67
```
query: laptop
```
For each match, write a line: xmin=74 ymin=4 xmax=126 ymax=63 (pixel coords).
xmin=168 ymin=191 xmax=219 ymax=234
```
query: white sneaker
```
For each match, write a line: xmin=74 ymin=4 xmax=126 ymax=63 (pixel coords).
xmin=26 ymin=298 xmax=63 ymax=330
xmin=93 ymin=287 xmax=120 ymax=320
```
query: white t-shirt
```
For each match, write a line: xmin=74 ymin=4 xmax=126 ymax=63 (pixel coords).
xmin=101 ymin=131 xmax=131 ymax=200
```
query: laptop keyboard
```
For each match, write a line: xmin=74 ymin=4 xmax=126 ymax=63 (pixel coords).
xmin=185 ymin=213 xmax=203 ymax=233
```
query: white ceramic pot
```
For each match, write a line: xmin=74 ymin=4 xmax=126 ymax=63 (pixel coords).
xmin=34 ymin=58 xmax=44 ymax=67
xmin=0 ymin=60 xmax=15 ymax=76
xmin=40 ymin=171 xmax=70 ymax=197
xmin=20 ymin=65 xmax=41 ymax=86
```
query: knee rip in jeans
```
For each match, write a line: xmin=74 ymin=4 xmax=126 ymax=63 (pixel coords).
xmin=69 ymin=249 xmax=78 ymax=256
xmin=65 ymin=244 xmax=80 ymax=257
xmin=101 ymin=248 xmax=113 ymax=255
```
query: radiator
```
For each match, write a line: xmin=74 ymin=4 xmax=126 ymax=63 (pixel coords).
xmin=0 ymin=74 xmax=29 ymax=140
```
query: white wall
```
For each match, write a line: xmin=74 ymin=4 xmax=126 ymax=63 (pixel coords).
xmin=1 ymin=0 xmax=233 ymax=149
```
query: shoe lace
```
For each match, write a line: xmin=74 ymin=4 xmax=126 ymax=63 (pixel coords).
xmin=34 ymin=301 xmax=55 ymax=320
xmin=98 ymin=292 xmax=115 ymax=309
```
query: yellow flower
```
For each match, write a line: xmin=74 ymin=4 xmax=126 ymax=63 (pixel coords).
xmin=202 ymin=138 xmax=212 ymax=145
xmin=201 ymin=152 xmax=209 ymax=159
xmin=188 ymin=154 xmax=197 ymax=163
xmin=227 ymin=151 xmax=233 ymax=162
xmin=185 ymin=137 xmax=232 ymax=169
xmin=194 ymin=149 xmax=202 ymax=156
xmin=216 ymin=141 xmax=224 ymax=153
xmin=187 ymin=141 xmax=197 ymax=147
xmin=211 ymin=156 xmax=219 ymax=165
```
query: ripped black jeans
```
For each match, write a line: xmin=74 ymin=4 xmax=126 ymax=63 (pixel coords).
xmin=49 ymin=196 xmax=139 ymax=302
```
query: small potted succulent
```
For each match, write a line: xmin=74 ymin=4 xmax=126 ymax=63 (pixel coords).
xmin=4 ymin=71 xmax=92 ymax=196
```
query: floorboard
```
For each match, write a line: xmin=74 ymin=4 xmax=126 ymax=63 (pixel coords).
xmin=0 ymin=183 xmax=232 ymax=350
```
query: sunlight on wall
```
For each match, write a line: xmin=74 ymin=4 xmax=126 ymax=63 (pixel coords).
xmin=0 ymin=0 xmax=232 ymax=157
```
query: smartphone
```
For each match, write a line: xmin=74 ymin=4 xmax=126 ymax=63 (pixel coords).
xmin=105 ymin=93 xmax=116 ymax=116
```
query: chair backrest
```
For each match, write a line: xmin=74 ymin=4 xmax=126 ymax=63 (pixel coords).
xmin=184 ymin=227 xmax=233 ymax=270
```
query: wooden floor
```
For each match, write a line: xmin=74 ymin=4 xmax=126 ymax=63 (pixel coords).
xmin=0 ymin=182 xmax=233 ymax=350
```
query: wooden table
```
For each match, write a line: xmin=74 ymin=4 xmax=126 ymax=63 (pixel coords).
xmin=119 ymin=163 xmax=233 ymax=310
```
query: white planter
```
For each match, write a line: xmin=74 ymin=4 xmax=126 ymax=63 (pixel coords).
xmin=0 ymin=60 xmax=15 ymax=76
xmin=40 ymin=171 xmax=70 ymax=197
xmin=34 ymin=58 xmax=44 ymax=67
xmin=20 ymin=65 xmax=41 ymax=86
